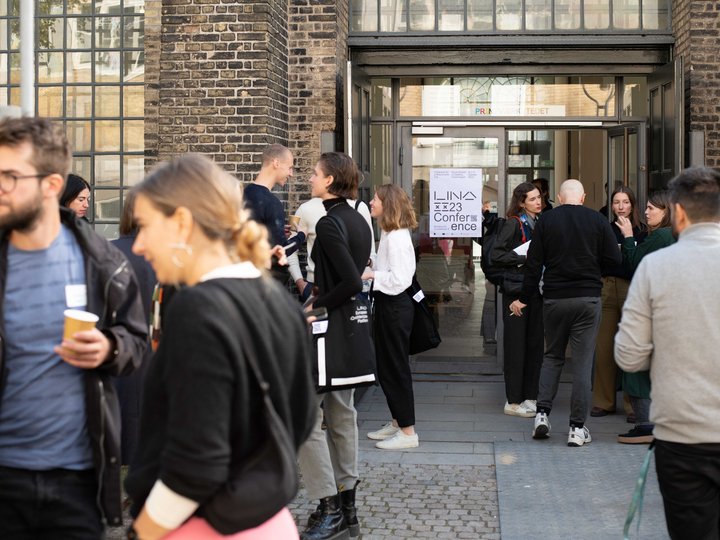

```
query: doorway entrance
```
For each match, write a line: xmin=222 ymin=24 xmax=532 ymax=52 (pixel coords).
xmin=396 ymin=124 xmax=644 ymax=374
xmin=399 ymin=127 xmax=505 ymax=375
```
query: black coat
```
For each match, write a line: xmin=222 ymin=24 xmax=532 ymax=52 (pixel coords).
xmin=0 ymin=208 xmax=149 ymax=526
xmin=311 ymin=198 xmax=372 ymax=311
xmin=489 ymin=216 xmax=530 ymax=295
xmin=125 ymin=277 xmax=316 ymax=520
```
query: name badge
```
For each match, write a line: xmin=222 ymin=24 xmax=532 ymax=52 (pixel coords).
xmin=65 ymin=284 xmax=87 ymax=308
xmin=312 ymin=321 xmax=329 ymax=335
xmin=412 ymin=290 xmax=425 ymax=303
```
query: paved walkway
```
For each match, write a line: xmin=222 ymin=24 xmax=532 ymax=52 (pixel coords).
xmin=108 ymin=375 xmax=667 ymax=539
xmin=290 ymin=376 xmax=668 ymax=539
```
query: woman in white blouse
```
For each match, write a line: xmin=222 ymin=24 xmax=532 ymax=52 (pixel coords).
xmin=362 ymin=185 xmax=419 ymax=450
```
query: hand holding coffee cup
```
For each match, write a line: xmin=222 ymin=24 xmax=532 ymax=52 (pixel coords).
xmin=289 ymin=215 xmax=301 ymax=231
xmin=55 ymin=310 xmax=112 ymax=369
xmin=63 ymin=309 xmax=99 ymax=342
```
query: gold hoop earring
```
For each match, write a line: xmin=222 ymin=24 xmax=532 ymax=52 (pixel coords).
xmin=168 ymin=242 xmax=193 ymax=268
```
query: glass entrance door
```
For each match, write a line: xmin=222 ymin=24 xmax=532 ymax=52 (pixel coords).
xmin=400 ymin=127 xmax=505 ymax=369
xmin=607 ymin=123 xmax=647 ymax=205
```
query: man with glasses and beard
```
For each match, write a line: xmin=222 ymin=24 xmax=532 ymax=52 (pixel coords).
xmin=0 ymin=117 xmax=147 ymax=538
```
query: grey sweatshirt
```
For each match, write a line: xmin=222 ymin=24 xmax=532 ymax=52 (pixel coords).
xmin=615 ymin=222 xmax=720 ymax=444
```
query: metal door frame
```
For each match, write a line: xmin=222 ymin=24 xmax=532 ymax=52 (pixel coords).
xmin=606 ymin=122 xmax=648 ymax=207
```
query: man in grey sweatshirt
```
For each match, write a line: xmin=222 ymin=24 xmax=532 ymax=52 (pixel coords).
xmin=615 ymin=166 xmax=720 ymax=540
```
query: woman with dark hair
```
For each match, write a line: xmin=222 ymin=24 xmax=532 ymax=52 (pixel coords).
xmin=490 ymin=182 xmax=544 ymax=417
xmin=124 ymin=154 xmax=315 ymax=539
xmin=60 ymin=173 xmax=91 ymax=220
xmin=363 ymin=185 xmax=419 ymax=450
xmin=298 ymin=152 xmax=372 ymax=540
xmin=615 ymin=190 xmax=675 ymax=444
xmin=532 ymin=177 xmax=553 ymax=211
xmin=591 ymin=185 xmax=647 ymax=419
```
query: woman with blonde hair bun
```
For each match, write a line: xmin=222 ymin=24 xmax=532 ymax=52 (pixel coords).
xmin=124 ymin=154 xmax=315 ymax=540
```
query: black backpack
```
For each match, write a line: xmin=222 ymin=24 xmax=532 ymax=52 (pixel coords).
xmin=480 ymin=215 xmax=525 ymax=286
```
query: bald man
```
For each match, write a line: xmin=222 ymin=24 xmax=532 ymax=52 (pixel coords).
xmin=510 ymin=179 xmax=621 ymax=447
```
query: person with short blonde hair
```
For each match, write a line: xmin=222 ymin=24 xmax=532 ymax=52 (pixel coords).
xmin=245 ymin=144 xmax=306 ymax=283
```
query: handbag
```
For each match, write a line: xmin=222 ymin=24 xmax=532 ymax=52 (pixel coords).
xmin=406 ymin=274 xmax=442 ymax=355
xmin=202 ymin=287 xmax=299 ymax=534
xmin=312 ymin=214 xmax=377 ymax=393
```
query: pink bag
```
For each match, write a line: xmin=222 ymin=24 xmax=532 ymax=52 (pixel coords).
xmin=164 ymin=509 xmax=298 ymax=540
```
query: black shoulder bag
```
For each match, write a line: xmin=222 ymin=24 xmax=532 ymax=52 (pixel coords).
xmin=406 ymin=274 xmax=442 ymax=355
xmin=202 ymin=285 xmax=299 ymax=534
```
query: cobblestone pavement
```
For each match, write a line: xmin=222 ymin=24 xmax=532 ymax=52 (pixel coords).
xmin=290 ymin=462 xmax=500 ymax=539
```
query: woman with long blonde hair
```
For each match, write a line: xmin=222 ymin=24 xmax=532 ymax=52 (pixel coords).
xmin=363 ymin=184 xmax=420 ymax=450
xmin=124 ymin=154 xmax=315 ymax=540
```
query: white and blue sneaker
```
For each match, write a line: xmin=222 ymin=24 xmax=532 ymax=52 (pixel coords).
xmin=532 ymin=412 xmax=551 ymax=439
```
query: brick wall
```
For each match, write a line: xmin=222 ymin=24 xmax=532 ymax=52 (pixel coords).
xmin=145 ymin=0 xmax=291 ymax=183
xmin=287 ymin=0 xmax=349 ymax=210
xmin=674 ymin=0 xmax=720 ymax=167
xmin=144 ymin=0 xmax=348 ymax=215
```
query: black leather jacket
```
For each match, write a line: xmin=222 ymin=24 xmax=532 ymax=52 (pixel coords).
xmin=0 ymin=208 xmax=149 ymax=526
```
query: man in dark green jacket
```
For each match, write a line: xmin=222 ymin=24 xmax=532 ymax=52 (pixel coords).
xmin=0 ymin=117 xmax=148 ymax=537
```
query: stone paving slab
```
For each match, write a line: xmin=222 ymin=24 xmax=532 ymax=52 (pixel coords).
xmin=495 ymin=441 xmax=669 ymax=540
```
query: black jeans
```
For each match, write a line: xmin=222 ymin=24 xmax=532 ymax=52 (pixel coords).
xmin=655 ymin=439 xmax=720 ymax=540
xmin=501 ymin=293 xmax=544 ymax=403
xmin=374 ymin=291 xmax=415 ymax=427
xmin=0 ymin=465 xmax=103 ymax=540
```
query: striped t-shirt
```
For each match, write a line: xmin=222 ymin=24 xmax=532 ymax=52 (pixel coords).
xmin=0 ymin=225 xmax=93 ymax=470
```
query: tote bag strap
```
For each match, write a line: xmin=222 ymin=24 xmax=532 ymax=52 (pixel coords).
xmin=623 ymin=442 xmax=655 ymax=540
xmin=211 ymin=281 xmax=272 ymax=397
xmin=510 ymin=215 xmax=528 ymax=244
xmin=325 ymin=213 xmax=349 ymax=246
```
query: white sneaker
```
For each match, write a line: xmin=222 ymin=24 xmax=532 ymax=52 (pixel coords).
xmin=521 ymin=400 xmax=537 ymax=414
xmin=532 ymin=412 xmax=551 ymax=439
xmin=568 ymin=426 xmax=592 ymax=447
xmin=504 ymin=401 xmax=535 ymax=418
xmin=375 ymin=431 xmax=419 ymax=450
xmin=367 ymin=422 xmax=399 ymax=440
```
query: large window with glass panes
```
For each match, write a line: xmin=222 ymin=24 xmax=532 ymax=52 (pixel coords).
xmin=0 ymin=0 xmax=144 ymax=238
xmin=351 ymin=0 xmax=671 ymax=33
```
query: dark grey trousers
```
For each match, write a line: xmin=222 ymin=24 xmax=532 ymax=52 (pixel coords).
xmin=537 ymin=297 xmax=602 ymax=427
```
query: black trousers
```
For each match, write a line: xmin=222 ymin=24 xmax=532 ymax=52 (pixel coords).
xmin=655 ymin=439 xmax=720 ymax=540
xmin=0 ymin=465 xmax=103 ymax=540
xmin=501 ymin=293 xmax=544 ymax=404
xmin=374 ymin=291 xmax=415 ymax=427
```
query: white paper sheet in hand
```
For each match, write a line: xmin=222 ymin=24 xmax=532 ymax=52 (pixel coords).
xmin=513 ymin=240 xmax=531 ymax=257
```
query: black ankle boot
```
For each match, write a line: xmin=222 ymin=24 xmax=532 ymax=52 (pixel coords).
xmin=300 ymin=494 xmax=349 ymax=540
xmin=339 ymin=480 xmax=360 ymax=538
xmin=306 ymin=497 xmax=326 ymax=528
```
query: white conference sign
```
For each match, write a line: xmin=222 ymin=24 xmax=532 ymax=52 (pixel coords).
xmin=429 ymin=168 xmax=483 ymax=238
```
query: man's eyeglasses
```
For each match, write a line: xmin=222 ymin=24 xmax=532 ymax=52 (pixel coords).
xmin=0 ymin=171 xmax=49 ymax=193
